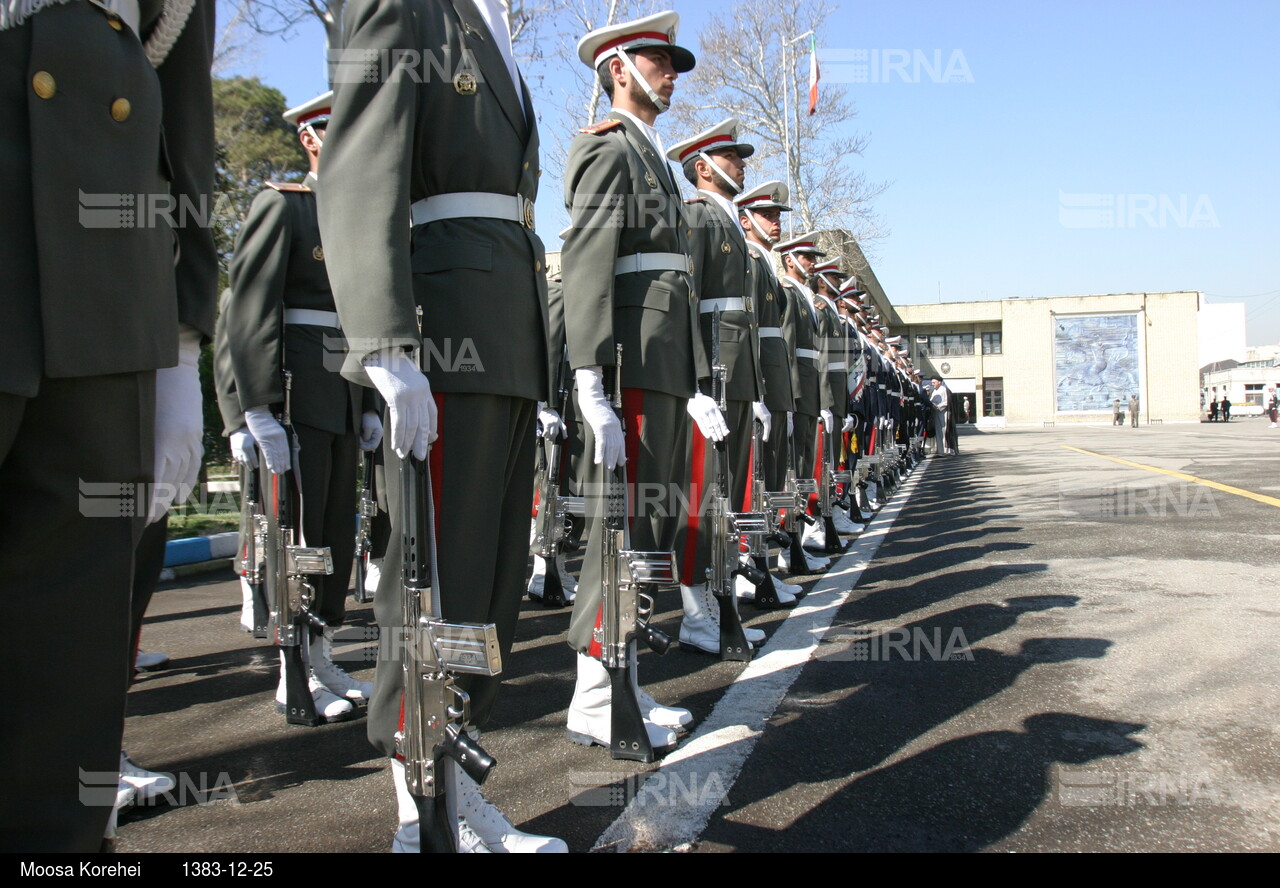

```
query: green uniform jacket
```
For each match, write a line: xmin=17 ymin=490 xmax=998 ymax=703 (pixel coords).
xmin=213 ymin=288 xmax=243 ymax=435
xmin=317 ymin=0 xmax=550 ymax=402
xmin=781 ymin=276 xmax=824 ymax=415
xmin=225 ymin=175 xmax=366 ymax=436
xmin=746 ymin=241 xmax=795 ymax=413
xmin=815 ymin=293 xmax=848 ymax=419
xmin=686 ymin=195 xmax=763 ymax=403
xmin=561 ymin=113 xmax=708 ymax=396
xmin=0 ymin=0 xmax=216 ymax=397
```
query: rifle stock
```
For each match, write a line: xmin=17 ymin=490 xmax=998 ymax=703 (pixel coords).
xmin=395 ymin=308 xmax=502 ymax=852
xmin=597 ymin=344 xmax=674 ymax=762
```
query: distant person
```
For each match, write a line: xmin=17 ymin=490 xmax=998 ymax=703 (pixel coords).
xmin=1208 ymin=387 xmax=1219 ymax=421
xmin=929 ymin=377 xmax=949 ymax=456
xmin=1220 ymin=394 xmax=1231 ymax=422
xmin=1113 ymin=399 xmax=1122 ymax=426
xmin=1129 ymin=394 xmax=1139 ymax=428
xmin=1266 ymin=385 xmax=1278 ymax=428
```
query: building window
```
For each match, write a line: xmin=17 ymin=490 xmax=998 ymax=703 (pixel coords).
xmin=983 ymin=377 xmax=1004 ymax=416
xmin=926 ymin=333 xmax=975 ymax=356
xmin=982 ymin=332 xmax=1002 ymax=355
xmin=1244 ymin=383 xmax=1263 ymax=406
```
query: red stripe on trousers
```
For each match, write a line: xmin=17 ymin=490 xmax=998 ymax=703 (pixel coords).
xmin=681 ymin=429 xmax=707 ymax=585
xmin=808 ymin=427 xmax=823 ymax=514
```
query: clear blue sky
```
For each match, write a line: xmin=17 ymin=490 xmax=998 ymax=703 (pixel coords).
xmin=223 ymin=0 xmax=1280 ymax=346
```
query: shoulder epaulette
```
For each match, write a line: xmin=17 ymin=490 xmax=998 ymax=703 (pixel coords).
xmin=684 ymin=197 xmax=706 ymax=205
xmin=265 ymin=181 xmax=312 ymax=193
xmin=579 ymin=119 xmax=624 ymax=135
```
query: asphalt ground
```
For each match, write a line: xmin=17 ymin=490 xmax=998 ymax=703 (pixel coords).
xmin=116 ymin=419 xmax=1280 ymax=853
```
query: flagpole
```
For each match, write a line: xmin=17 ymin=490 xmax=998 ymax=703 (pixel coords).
xmin=781 ymin=29 xmax=814 ymax=237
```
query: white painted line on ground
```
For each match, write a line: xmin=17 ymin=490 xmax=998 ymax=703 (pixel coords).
xmin=594 ymin=461 xmax=930 ymax=852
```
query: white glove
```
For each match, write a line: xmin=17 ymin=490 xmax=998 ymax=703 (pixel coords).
xmin=842 ymin=414 xmax=856 ymax=433
xmin=229 ymin=426 xmax=257 ymax=469
xmin=149 ymin=325 xmax=205 ymax=524
xmin=537 ymin=402 xmax=565 ymax=440
xmin=575 ymin=367 xmax=625 ymax=470
xmin=753 ymin=401 xmax=771 ymax=440
xmin=819 ymin=409 xmax=834 ymax=432
xmin=360 ymin=410 xmax=384 ymax=452
xmin=787 ymin=412 xmax=794 ymax=437
xmin=244 ymin=406 xmax=291 ymax=475
xmin=687 ymin=392 xmax=729 ymax=442
xmin=363 ymin=346 xmax=436 ymax=460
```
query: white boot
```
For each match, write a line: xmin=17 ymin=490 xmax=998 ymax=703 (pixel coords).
xmin=309 ymin=633 xmax=373 ymax=704
xmin=239 ymin=576 xmax=255 ymax=632
xmin=566 ymin=653 xmax=677 ymax=751
xmin=526 ymin=554 xmax=548 ymax=599
xmin=778 ymin=542 xmax=828 ymax=572
xmin=554 ymin=552 xmax=578 ymax=600
xmin=449 ymin=756 xmax=567 ymax=852
xmin=832 ymin=507 xmax=860 ymax=534
xmin=275 ymin=651 xmax=355 ymax=722
xmin=390 ymin=759 xmax=490 ymax=853
xmin=771 ymin=574 xmax=801 ymax=601
xmin=364 ymin=558 xmax=382 ymax=597
xmin=630 ymin=653 xmax=691 ymax=731
xmin=801 ymin=518 xmax=828 ymax=551
xmin=134 ymin=650 xmax=169 ymax=671
xmin=119 ymin=750 xmax=175 ymax=803
xmin=679 ymin=583 xmax=761 ymax=654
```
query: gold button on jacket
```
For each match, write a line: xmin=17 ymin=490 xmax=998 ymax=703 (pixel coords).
xmin=32 ymin=72 xmax=56 ymax=99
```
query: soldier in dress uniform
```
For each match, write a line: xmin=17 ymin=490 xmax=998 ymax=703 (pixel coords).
xmin=561 ymin=10 xmax=727 ymax=751
xmin=808 ymin=259 xmax=860 ymax=536
xmin=774 ymin=232 xmax=832 ymax=572
xmin=224 ymin=92 xmax=382 ymax=725
xmin=0 ymin=0 xmax=215 ymax=851
xmin=318 ymin=0 xmax=564 ymax=853
xmin=666 ymin=118 xmax=768 ymax=655
xmin=735 ymin=181 xmax=805 ymax=603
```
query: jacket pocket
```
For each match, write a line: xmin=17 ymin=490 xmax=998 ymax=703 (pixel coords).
xmin=615 ymin=279 xmax=675 ymax=312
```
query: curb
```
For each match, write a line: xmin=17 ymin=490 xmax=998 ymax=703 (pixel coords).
xmin=160 ymin=531 xmax=238 ymax=582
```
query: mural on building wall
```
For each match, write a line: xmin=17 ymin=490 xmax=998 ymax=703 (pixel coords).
xmin=1054 ymin=314 xmax=1139 ymax=412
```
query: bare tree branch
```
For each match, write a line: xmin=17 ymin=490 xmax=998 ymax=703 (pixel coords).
xmin=664 ymin=0 xmax=887 ymax=254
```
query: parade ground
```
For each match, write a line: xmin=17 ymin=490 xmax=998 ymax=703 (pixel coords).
xmin=116 ymin=420 xmax=1279 ymax=853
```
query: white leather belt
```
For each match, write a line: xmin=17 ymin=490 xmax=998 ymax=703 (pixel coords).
xmin=614 ymin=252 xmax=693 ymax=275
xmin=284 ymin=309 xmax=341 ymax=329
xmin=411 ymin=192 xmax=536 ymax=230
xmin=828 ymin=361 xmax=847 ymax=371
xmin=796 ymin=348 xmax=820 ymax=361
xmin=699 ymin=297 xmax=745 ymax=314
xmin=759 ymin=326 xmax=782 ymax=338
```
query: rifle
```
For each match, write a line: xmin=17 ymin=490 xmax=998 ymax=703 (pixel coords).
xmin=702 ymin=312 xmax=766 ymax=660
xmin=781 ymin=419 xmax=818 ymax=574
xmin=396 ymin=307 xmax=502 ymax=852
xmin=353 ymin=449 xmax=376 ymax=604
xmin=816 ymin=419 xmax=851 ymax=554
xmin=266 ymin=370 xmax=334 ymax=727
xmin=746 ymin=418 xmax=797 ymax=609
xmin=236 ymin=461 xmax=270 ymax=638
xmin=529 ymin=346 xmax=581 ymax=608
xmin=597 ymin=343 xmax=675 ymax=762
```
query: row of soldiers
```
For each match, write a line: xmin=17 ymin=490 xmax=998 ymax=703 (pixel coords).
xmin=208 ymin=6 xmax=937 ymax=853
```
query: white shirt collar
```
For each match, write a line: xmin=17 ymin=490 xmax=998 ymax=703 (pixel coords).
xmin=469 ymin=0 xmax=524 ymax=120
xmin=698 ymin=189 xmax=744 ymax=240
xmin=612 ymin=108 xmax=666 ymax=159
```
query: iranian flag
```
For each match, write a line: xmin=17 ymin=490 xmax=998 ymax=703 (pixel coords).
xmin=808 ymin=34 xmax=820 ymax=115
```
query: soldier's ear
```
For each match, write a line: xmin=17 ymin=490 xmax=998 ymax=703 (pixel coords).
xmin=607 ymin=55 xmax=628 ymax=88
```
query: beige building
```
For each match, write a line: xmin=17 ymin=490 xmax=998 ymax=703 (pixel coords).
xmin=894 ymin=292 xmax=1203 ymax=426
